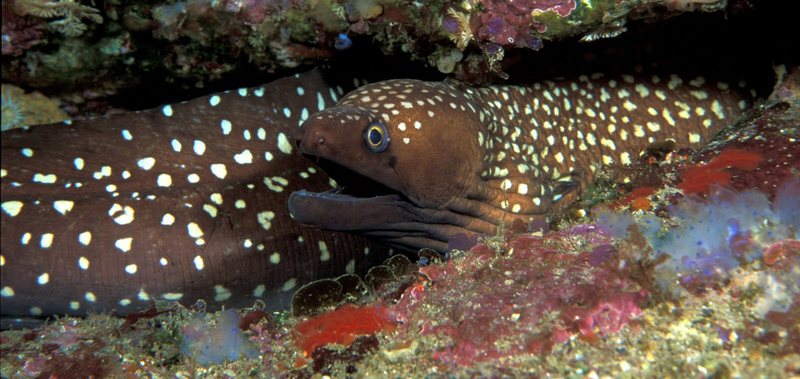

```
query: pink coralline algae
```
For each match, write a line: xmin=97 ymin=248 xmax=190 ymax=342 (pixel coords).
xmin=477 ymin=0 xmax=576 ymax=47
xmin=392 ymin=225 xmax=647 ymax=366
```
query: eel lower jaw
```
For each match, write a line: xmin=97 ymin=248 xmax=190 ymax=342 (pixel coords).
xmin=288 ymin=158 xmax=497 ymax=252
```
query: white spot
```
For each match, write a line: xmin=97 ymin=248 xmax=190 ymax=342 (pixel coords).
xmin=209 ymin=95 xmax=221 ymax=106
xmin=37 ymin=273 xmax=49 ymax=285
xmin=1 ymin=287 xmax=15 ymax=297
xmin=137 ymin=157 xmax=156 ymax=170
xmin=711 ymin=100 xmax=725 ymax=119
xmin=220 ymin=119 xmax=232 ymax=135
xmin=398 ymin=122 xmax=407 ymax=131
xmin=78 ymin=256 xmax=90 ymax=270
xmin=282 ymin=278 xmax=297 ymax=292
xmin=40 ymin=233 xmax=54 ymax=248
xmin=2 ymin=201 xmax=23 ymax=217
xmin=21 ymin=148 xmax=33 ymax=157
xmin=108 ymin=204 xmax=135 ymax=225
xmin=264 ymin=151 xmax=274 ymax=161
xmin=193 ymin=255 xmax=205 ymax=271
xmin=187 ymin=173 xmax=200 ymax=183
xmin=157 ymin=174 xmax=172 ymax=187
xmin=92 ymin=165 xmax=112 ymax=180
xmin=277 ymin=133 xmax=292 ymax=154
xmin=403 ymin=137 xmax=410 ymax=144
xmin=214 ymin=285 xmax=232 ymax=302
xmin=318 ymin=241 xmax=330 ymax=261
xmin=85 ymin=292 xmax=96 ymax=302
xmin=238 ymin=88 xmax=248 ymax=96
xmin=171 ymin=139 xmax=182 ymax=152
xmin=187 ymin=222 xmax=204 ymax=238
xmin=235 ymin=199 xmax=246 ymax=209
xmin=518 ymin=183 xmax=529 ymax=195
xmin=78 ymin=231 xmax=92 ymax=246
xmin=300 ymin=108 xmax=309 ymax=123
xmin=125 ymin=264 xmax=138 ymax=274
xmin=33 ymin=173 xmax=57 ymax=184
xmin=30 ymin=307 xmax=42 ymax=316
xmin=137 ymin=289 xmax=150 ymax=301
xmin=161 ymin=213 xmax=175 ymax=225
xmin=620 ymin=152 xmax=632 ymax=165
xmin=414 ymin=121 xmax=422 ymax=129
xmin=634 ymin=84 xmax=650 ymax=98
xmin=162 ymin=105 xmax=173 ymax=117
xmin=234 ymin=149 xmax=253 ymax=164
xmin=160 ymin=258 xmax=169 ymax=266
xmin=257 ymin=211 xmax=275 ymax=230
xmin=210 ymin=193 xmax=223 ymax=205
xmin=253 ymin=284 xmax=266 ymax=297
xmin=210 ymin=163 xmax=227 ymax=179
xmin=119 ymin=299 xmax=132 ymax=306
xmin=269 ymin=252 xmax=281 ymax=264
xmin=53 ymin=200 xmax=75 ymax=215
xmin=115 ymin=237 xmax=133 ymax=253
xmin=70 ymin=302 xmax=80 ymax=310
xmin=74 ymin=158 xmax=85 ymax=170
xmin=254 ymin=87 xmax=265 ymax=97
xmin=193 ymin=140 xmax=206 ymax=156
xmin=121 ymin=129 xmax=133 ymax=141
xmin=122 ymin=171 xmax=131 ymax=179
xmin=283 ymin=107 xmax=292 ymax=118
xmin=317 ymin=92 xmax=326 ymax=111
xmin=21 ymin=232 xmax=31 ymax=245
xmin=163 ymin=293 xmax=183 ymax=301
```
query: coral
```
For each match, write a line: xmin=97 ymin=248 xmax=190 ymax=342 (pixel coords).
xmin=180 ymin=309 xmax=259 ymax=365
xmin=1 ymin=1 xmax=44 ymax=56
xmin=12 ymin=0 xmax=102 ymax=37
xmin=1 ymin=84 xmax=68 ymax=130
xmin=596 ymin=178 xmax=800 ymax=296
xmin=391 ymin=225 xmax=648 ymax=366
xmin=475 ymin=0 xmax=579 ymax=47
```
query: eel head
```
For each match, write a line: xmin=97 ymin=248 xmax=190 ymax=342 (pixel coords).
xmin=289 ymin=79 xmax=556 ymax=252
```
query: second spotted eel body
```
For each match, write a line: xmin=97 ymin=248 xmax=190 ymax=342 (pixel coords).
xmin=290 ymin=72 xmax=755 ymax=251
xmin=0 ymin=70 xmax=392 ymax=322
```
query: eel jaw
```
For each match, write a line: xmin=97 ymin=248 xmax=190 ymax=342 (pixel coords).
xmin=288 ymin=158 xmax=497 ymax=253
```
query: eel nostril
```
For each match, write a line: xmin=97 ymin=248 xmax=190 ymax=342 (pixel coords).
xmin=317 ymin=136 xmax=325 ymax=145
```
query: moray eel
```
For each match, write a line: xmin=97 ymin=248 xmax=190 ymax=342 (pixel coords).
xmin=289 ymin=72 xmax=756 ymax=251
xmin=0 ymin=70 xmax=392 ymax=322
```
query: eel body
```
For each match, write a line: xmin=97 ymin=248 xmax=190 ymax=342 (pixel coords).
xmin=290 ymin=72 xmax=756 ymax=251
xmin=0 ymin=70 xmax=391 ymax=321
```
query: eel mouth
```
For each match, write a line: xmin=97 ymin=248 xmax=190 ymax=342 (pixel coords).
xmin=308 ymin=156 xmax=399 ymax=199
xmin=288 ymin=157 xmax=494 ymax=252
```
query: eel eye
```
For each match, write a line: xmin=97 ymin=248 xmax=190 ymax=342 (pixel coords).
xmin=364 ymin=122 xmax=390 ymax=152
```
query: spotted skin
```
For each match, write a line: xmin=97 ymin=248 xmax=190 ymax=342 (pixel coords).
xmin=289 ymin=72 xmax=755 ymax=251
xmin=0 ymin=70 xmax=391 ymax=320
